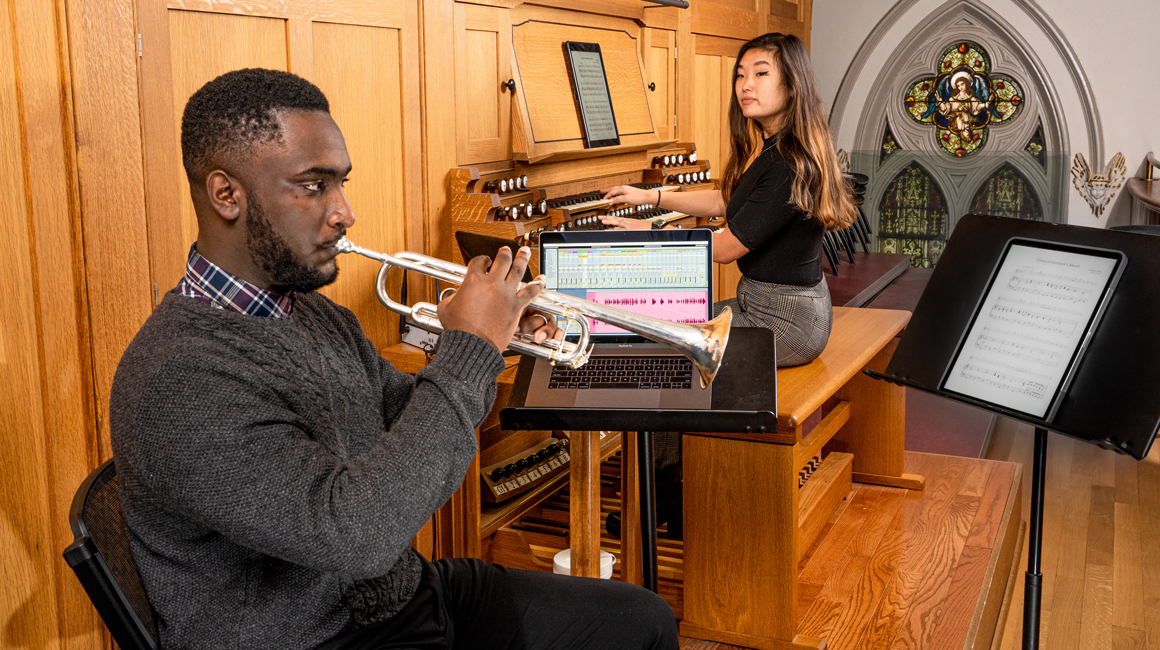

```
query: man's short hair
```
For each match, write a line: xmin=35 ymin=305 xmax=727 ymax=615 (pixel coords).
xmin=181 ymin=68 xmax=329 ymax=185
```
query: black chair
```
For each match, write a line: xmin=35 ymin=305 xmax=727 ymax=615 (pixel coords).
xmin=63 ymin=459 xmax=159 ymax=650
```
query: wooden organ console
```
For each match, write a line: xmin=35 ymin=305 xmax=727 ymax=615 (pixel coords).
xmin=448 ymin=141 xmax=717 ymax=270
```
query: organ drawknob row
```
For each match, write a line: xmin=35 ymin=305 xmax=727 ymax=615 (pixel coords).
xmin=483 ymin=174 xmax=529 ymax=194
xmin=651 ymin=153 xmax=690 ymax=167
xmin=665 ymin=170 xmax=709 ymax=184
xmin=488 ymin=439 xmax=569 ymax=482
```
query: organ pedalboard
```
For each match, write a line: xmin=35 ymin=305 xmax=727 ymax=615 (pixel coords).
xmin=481 ymin=437 xmax=571 ymax=503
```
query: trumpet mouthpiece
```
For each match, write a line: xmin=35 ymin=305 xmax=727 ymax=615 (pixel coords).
xmin=334 ymin=238 xmax=355 ymax=254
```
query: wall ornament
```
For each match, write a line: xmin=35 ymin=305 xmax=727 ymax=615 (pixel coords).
xmin=1071 ymin=152 xmax=1126 ymax=217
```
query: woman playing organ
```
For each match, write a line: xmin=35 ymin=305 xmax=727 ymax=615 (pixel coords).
xmin=600 ymin=32 xmax=856 ymax=367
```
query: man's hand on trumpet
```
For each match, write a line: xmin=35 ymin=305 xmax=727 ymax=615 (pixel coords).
xmin=437 ymin=245 xmax=563 ymax=352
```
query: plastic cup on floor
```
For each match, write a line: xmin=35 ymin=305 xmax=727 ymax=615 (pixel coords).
xmin=553 ymin=549 xmax=615 ymax=579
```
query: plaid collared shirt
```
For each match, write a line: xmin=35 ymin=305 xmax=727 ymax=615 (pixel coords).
xmin=174 ymin=244 xmax=295 ymax=318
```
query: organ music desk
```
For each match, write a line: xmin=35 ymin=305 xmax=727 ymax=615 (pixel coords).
xmin=502 ymin=306 xmax=922 ymax=650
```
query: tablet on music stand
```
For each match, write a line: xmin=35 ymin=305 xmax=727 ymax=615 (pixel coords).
xmin=563 ymin=41 xmax=620 ymax=148
xmin=939 ymin=238 xmax=1126 ymax=422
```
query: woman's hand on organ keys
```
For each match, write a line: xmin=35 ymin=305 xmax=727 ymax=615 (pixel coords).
xmin=601 ymin=184 xmax=652 ymax=206
xmin=598 ymin=214 xmax=652 ymax=230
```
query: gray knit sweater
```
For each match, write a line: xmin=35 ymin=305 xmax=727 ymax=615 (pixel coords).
xmin=110 ymin=291 xmax=504 ymax=649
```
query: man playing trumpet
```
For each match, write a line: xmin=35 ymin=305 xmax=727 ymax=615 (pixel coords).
xmin=110 ymin=68 xmax=677 ymax=650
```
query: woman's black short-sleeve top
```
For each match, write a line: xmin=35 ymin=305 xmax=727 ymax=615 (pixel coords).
xmin=725 ymin=140 xmax=824 ymax=286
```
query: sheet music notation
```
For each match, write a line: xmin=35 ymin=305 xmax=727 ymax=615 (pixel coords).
xmin=943 ymin=243 xmax=1120 ymax=418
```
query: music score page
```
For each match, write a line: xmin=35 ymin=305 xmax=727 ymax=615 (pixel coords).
xmin=943 ymin=243 xmax=1119 ymax=418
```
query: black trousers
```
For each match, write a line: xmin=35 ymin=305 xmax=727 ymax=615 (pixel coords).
xmin=318 ymin=557 xmax=679 ymax=650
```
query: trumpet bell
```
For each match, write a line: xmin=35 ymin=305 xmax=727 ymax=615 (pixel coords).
xmin=688 ymin=307 xmax=731 ymax=388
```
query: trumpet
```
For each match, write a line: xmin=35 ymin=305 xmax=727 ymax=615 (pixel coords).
xmin=335 ymin=238 xmax=731 ymax=387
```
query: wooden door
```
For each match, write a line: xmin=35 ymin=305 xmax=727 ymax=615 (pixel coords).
xmin=454 ymin=2 xmax=513 ymax=165
xmin=641 ymin=28 xmax=676 ymax=141
xmin=136 ymin=0 xmax=423 ymax=350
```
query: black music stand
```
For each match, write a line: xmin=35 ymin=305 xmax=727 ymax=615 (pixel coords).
xmin=501 ymin=327 xmax=778 ymax=592
xmin=866 ymin=214 xmax=1160 ymax=650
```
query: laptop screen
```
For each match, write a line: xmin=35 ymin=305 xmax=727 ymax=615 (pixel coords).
xmin=538 ymin=230 xmax=713 ymax=340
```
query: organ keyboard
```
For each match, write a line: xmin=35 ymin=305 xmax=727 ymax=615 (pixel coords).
xmin=448 ymin=143 xmax=715 ymax=266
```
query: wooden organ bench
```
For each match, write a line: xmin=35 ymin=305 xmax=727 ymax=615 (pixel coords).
xmin=676 ymin=306 xmax=922 ymax=649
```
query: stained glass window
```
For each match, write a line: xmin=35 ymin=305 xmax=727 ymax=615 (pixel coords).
xmin=970 ymin=163 xmax=1043 ymax=221
xmin=1025 ymin=122 xmax=1045 ymax=167
xmin=989 ymin=75 xmax=1023 ymax=124
xmin=878 ymin=162 xmax=949 ymax=268
xmin=880 ymin=122 xmax=900 ymax=163
xmin=902 ymin=41 xmax=1024 ymax=157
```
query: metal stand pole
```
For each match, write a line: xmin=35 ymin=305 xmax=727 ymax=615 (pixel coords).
xmin=637 ymin=430 xmax=659 ymax=593
xmin=1023 ymin=427 xmax=1048 ymax=650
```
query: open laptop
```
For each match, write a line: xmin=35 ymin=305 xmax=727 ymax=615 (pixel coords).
xmin=522 ymin=229 xmax=714 ymax=410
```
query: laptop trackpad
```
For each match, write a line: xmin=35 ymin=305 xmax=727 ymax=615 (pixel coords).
xmin=575 ymin=390 xmax=661 ymax=409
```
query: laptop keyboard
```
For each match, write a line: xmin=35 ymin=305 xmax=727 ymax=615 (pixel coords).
xmin=549 ymin=356 xmax=694 ymax=390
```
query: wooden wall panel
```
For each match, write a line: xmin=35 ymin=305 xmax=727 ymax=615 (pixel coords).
xmin=2 ymin=0 xmax=105 ymax=647
xmin=455 ymin=3 xmax=512 ymax=165
xmin=166 ymin=12 xmax=289 ymax=289
xmin=690 ymin=0 xmax=764 ymax=42
xmin=0 ymin=4 xmax=63 ymax=646
xmin=421 ymin=0 xmax=458 ymax=266
xmin=139 ymin=0 xmax=424 ymax=351
xmin=642 ymin=28 xmax=676 ymax=142
xmin=693 ymin=53 xmax=725 ymax=175
xmin=72 ymin=0 xmax=152 ymax=456
xmin=770 ymin=0 xmax=810 ymax=50
xmin=692 ymin=34 xmax=747 ymax=302
xmin=312 ymin=22 xmax=413 ymax=343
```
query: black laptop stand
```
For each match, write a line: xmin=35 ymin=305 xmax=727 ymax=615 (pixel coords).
xmin=501 ymin=327 xmax=778 ymax=592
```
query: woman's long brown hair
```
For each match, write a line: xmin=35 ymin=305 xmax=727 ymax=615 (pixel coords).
xmin=719 ymin=33 xmax=856 ymax=231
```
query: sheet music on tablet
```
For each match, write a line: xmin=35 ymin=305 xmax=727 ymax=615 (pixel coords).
xmin=942 ymin=240 xmax=1124 ymax=420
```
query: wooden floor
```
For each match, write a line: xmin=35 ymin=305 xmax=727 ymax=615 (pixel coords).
xmin=679 ymin=451 xmax=1021 ymax=650
xmin=984 ymin=417 xmax=1160 ymax=650
xmin=679 ymin=421 xmax=1160 ymax=650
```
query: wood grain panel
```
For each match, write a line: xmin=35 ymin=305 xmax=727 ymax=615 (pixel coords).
xmin=420 ymin=0 xmax=458 ymax=267
xmin=703 ymin=0 xmax=758 ymax=13
xmin=691 ymin=0 xmax=761 ymax=41
xmin=569 ymin=430 xmax=604 ymax=577
xmin=717 ymin=260 xmax=741 ymax=301
xmin=163 ymin=10 xmax=289 ymax=290
xmin=675 ymin=7 xmax=693 ymax=141
xmin=312 ymin=21 xmax=410 ymax=349
xmin=0 ymin=4 xmax=64 ymax=646
xmin=769 ymin=0 xmax=811 ymax=50
xmin=643 ymin=29 xmax=675 ymax=141
xmin=170 ymin=0 xmax=405 ymax=27
xmin=693 ymin=53 xmax=723 ymax=176
xmin=455 ymin=3 xmax=511 ymax=164
xmin=512 ymin=19 xmax=652 ymax=144
xmin=800 ymin=491 xmax=907 ymax=645
xmin=72 ymin=0 xmax=152 ymax=453
xmin=682 ymin=436 xmax=799 ymax=641
xmin=9 ymin=0 xmax=104 ymax=647
xmin=770 ymin=0 xmax=799 ymax=20
xmin=1113 ymin=503 xmax=1145 ymax=630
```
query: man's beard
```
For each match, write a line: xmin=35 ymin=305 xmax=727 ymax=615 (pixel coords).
xmin=244 ymin=195 xmax=339 ymax=293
